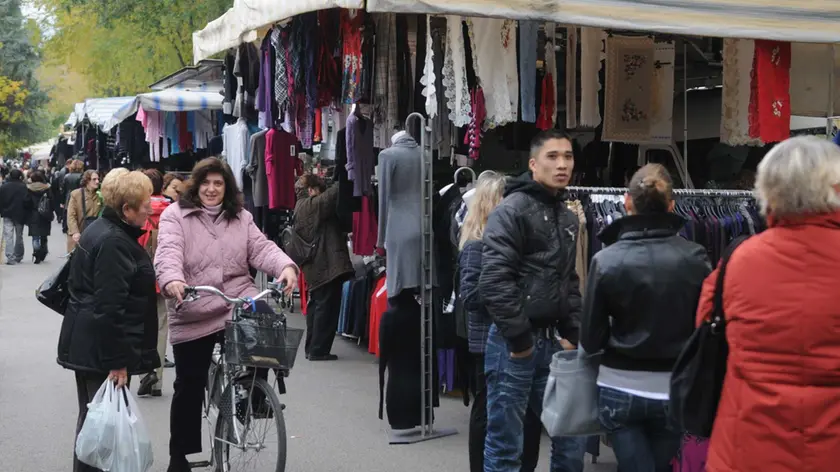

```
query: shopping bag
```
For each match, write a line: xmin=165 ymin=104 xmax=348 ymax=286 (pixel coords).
xmin=112 ymin=387 xmax=154 ymax=472
xmin=75 ymin=380 xmax=120 ymax=470
xmin=541 ymin=348 xmax=605 ymax=437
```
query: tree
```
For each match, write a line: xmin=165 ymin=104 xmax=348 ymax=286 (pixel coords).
xmin=37 ymin=0 xmax=230 ymax=97
xmin=0 ymin=0 xmax=50 ymax=155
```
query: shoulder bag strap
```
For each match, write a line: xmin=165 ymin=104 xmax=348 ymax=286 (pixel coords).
xmin=80 ymin=190 xmax=87 ymax=229
xmin=712 ymin=235 xmax=749 ymax=327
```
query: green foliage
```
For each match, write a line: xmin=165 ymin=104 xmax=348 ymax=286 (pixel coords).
xmin=0 ymin=0 xmax=51 ymax=156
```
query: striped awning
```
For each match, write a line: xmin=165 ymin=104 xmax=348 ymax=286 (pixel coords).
xmin=100 ymin=89 xmax=223 ymax=131
xmin=83 ymin=97 xmax=137 ymax=129
xmin=366 ymin=0 xmax=840 ymax=43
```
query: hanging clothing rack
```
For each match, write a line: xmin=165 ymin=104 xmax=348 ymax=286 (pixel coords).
xmin=566 ymin=186 xmax=754 ymax=198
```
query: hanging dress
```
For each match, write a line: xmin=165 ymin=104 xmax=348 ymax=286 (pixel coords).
xmin=341 ymin=10 xmax=365 ymax=104
xmin=442 ymin=16 xmax=472 ymax=127
xmin=468 ymin=18 xmax=518 ymax=129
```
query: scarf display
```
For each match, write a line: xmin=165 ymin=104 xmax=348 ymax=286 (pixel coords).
xmin=750 ymin=40 xmax=791 ymax=143
xmin=518 ymin=20 xmax=539 ymax=123
xmin=720 ymin=39 xmax=763 ymax=146
xmin=420 ymin=15 xmax=438 ymax=119
xmin=537 ymin=21 xmax=557 ymax=130
xmin=565 ymin=26 xmax=578 ymax=129
xmin=372 ymin=13 xmax=398 ymax=149
xmin=602 ymin=35 xmax=655 ymax=143
xmin=579 ymin=27 xmax=605 ymax=128
xmin=469 ymin=18 xmax=518 ymax=129
xmin=442 ymin=16 xmax=472 ymax=127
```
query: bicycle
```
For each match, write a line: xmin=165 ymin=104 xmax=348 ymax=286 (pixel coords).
xmin=180 ymin=283 xmax=304 ymax=472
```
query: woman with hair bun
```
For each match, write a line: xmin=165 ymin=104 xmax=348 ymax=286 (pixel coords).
xmin=580 ymin=163 xmax=711 ymax=471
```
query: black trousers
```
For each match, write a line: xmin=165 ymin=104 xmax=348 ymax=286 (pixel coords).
xmin=469 ymin=354 xmax=541 ymax=472
xmin=305 ymin=279 xmax=343 ymax=357
xmin=74 ymin=371 xmax=131 ymax=472
xmin=170 ymin=332 xmax=220 ymax=459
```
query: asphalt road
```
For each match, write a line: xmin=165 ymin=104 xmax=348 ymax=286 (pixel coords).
xmin=0 ymin=227 xmax=617 ymax=472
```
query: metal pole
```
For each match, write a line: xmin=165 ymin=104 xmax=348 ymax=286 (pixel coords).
xmin=683 ymin=41 xmax=689 ymax=174
xmin=828 ymin=45 xmax=836 ymax=139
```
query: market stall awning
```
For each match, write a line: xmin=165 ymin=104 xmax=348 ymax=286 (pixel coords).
xmin=84 ymin=97 xmax=137 ymax=130
xmin=24 ymin=140 xmax=54 ymax=162
xmin=366 ymin=0 xmax=840 ymax=44
xmin=192 ymin=0 xmax=365 ymax=63
xmin=64 ymin=111 xmax=77 ymax=128
xmin=101 ymin=89 xmax=224 ymax=131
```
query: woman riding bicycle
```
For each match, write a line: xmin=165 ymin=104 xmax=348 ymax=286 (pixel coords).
xmin=155 ymin=157 xmax=298 ymax=472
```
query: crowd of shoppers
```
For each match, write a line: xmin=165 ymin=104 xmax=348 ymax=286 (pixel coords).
xmin=21 ymin=131 xmax=839 ymax=472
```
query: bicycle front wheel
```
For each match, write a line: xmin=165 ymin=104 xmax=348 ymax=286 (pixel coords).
xmin=214 ymin=375 xmax=287 ymax=472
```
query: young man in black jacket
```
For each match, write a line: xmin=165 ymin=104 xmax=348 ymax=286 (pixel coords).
xmin=479 ymin=130 xmax=586 ymax=472
xmin=0 ymin=169 xmax=32 ymax=264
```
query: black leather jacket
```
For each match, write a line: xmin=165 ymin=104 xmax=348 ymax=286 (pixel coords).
xmin=57 ymin=207 xmax=160 ymax=375
xmin=479 ymin=174 xmax=582 ymax=353
xmin=580 ymin=212 xmax=711 ymax=372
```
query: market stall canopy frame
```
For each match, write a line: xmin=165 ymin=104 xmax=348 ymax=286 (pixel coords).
xmin=193 ymin=0 xmax=840 ymax=63
xmin=192 ymin=0 xmax=364 ymax=63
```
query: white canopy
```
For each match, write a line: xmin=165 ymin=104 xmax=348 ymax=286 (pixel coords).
xmin=193 ymin=0 xmax=840 ymax=63
xmin=100 ymin=89 xmax=224 ymax=131
xmin=24 ymin=140 xmax=54 ymax=162
xmin=83 ymin=97 xmax=137 ymax=129
xmin=366 ymin=0 xmax=840 ymax=43
xmin=64 ymin=111 xmax=77 ymax=128
xmin=192 ymin=0 xmax=364 ymax=63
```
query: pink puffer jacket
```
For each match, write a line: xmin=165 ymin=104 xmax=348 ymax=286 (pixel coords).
xmin=155 ymin=202 xmax=297 ymax=344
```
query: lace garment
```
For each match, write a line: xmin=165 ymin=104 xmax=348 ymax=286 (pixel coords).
xmin=442 ymin=16 xmax=471 ymax=127
xmin=720 ymin=39 xmax=763 ymax=146
xmin=469 ymin=18 xmax=518 ymax=129
xmin=420 ymin=15 xmax=438 ymax=118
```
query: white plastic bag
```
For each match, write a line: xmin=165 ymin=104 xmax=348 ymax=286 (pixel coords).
xmin=112 ymin=386 xmax=154 ymax=472
xmin=75 ymin=380 xmax=120 ymax=470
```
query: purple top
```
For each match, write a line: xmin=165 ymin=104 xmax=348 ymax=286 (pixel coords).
xmin=257 ymin=33 xmax=275 ymax=129
xmin=345 ymin=113 xmax=375 ymax=197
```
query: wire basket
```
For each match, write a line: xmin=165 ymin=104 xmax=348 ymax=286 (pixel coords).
xmin=224 ymin=314 xmax=304 ymax=372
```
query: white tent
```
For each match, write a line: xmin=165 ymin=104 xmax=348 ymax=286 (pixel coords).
xmin=24 ymin=140 xmax=54 ymax=162
xmin=192 ymin=0 xmax=840 ymax=64
xmin=101 ymin=89 xmax=224 ymax=132
xmin=192 ymin=0 xmax=364 ymax=63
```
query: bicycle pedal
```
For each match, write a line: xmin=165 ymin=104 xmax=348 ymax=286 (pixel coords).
xmin=189 ymin=460 xmax=211 ymax=468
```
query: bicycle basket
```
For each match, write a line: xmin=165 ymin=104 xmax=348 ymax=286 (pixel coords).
xmin=224 ymin=314 xmax=304 ymax=372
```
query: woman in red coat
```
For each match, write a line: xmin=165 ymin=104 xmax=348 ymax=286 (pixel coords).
xmin=697 ymin=136 xmax=840 ymax=472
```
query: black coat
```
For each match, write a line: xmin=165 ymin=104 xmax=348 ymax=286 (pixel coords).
xmin=479 ymin=174 xmax=582 ymax=353
xmin=580 ymin=212 xmax=711 ymax=372
xmin=62 ymin=171 xmax=82 ymax=204
xmin=0 ymin=179 xmax=31 ymax=224
xmin=27 ymin=183 xmax=53 ymax=237
xmin=57 ymin=207 xmax=160 ymax=375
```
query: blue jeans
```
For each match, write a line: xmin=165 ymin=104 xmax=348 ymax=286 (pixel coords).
xmin=598 ymin=386 xmax=680 ymax=472
xmin=484 ymin=324 xmax=586 ymax=472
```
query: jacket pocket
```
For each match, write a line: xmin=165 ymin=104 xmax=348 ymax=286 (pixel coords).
xmin=522 ymin=272 xmax=562 ymax=322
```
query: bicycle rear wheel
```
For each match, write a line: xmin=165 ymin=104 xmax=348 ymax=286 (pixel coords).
xmin=214 ymin=375 xmax=287 ymax=472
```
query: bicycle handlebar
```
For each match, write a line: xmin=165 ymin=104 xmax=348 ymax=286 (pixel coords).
xmin=181 ymin=282 xmax=287 ymax=308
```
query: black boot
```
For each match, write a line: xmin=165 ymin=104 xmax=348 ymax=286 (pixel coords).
xmin=166 ymin=454 xmax=190 ymax=472
xmin=137 ymin=372 xmax=159 ymax=397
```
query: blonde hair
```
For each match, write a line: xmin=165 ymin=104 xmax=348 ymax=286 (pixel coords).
xmin=102 ymin=170 xmax=152 ymax=214
xmin=69 ymin=159 xmax=84 ymax=173
xmin=755 ymin=136 xmax=840 ymax=218
xmin=459 ymin=173 xmax=507 ymax=250
xmin=100 ymin=168 xmax=129 ymax=205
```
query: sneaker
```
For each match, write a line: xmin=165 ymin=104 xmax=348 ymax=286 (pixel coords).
xmin=164 ymin=357 xmax=175 ymax=368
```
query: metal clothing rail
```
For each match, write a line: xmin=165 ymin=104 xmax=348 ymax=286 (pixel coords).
xmin=566 ymin=186 xmax=754 ymax=198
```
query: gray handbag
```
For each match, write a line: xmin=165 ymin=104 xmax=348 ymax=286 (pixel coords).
xmin=541 ymin=348 xmax=605 ymax=437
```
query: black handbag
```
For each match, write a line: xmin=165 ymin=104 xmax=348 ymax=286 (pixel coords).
xmin=669 ymin=236 xmax=748 ymax=437
xmin=36 ymin=251 xmax=74 ymax=315
xmin=282 ymin=218 xmax=319 ymax=267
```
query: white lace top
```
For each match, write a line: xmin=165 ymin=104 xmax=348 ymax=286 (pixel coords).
xmin=469 ymin=18 xmax=519 ymax=129
xmin=442 ymin=16 xmax=472 ymax=127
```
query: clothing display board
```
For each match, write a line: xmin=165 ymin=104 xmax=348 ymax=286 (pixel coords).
xmin=603 ymin=35 xmax=657 ymax=144
xmin=790 ymin=43 xmax=836 ymax=118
